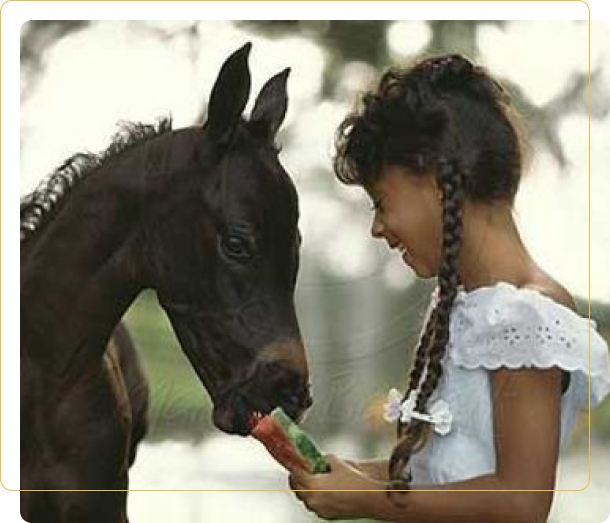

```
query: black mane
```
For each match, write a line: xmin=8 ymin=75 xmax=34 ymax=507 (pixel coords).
xmin=20 ymin=117 xmax=172 ymax=241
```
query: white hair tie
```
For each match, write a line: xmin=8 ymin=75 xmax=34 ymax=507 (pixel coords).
xmin=383 ymin=388 xmax=453 ymax=436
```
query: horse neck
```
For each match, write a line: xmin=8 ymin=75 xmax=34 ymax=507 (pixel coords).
xmin=21 ymin=147 xmax=149 ymax=376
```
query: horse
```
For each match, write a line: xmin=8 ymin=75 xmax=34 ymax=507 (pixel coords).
xmin=20 ymin=43 xmax=312 ymax=522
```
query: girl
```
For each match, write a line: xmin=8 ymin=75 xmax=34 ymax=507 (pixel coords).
xmin=288 ymin=54 xmax=610 ymax=522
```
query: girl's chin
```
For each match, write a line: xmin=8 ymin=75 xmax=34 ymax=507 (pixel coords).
xmin=415 ymin=268 xmax=435 ymax=279
xmin=403 ymin=253 xmax=434 ymax=279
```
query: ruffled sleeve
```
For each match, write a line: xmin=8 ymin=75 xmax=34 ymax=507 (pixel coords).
xmin=447 ymin=282 xmax=610 ymax=409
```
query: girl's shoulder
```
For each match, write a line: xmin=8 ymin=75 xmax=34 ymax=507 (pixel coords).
xmin=440 ymin=280 xmax=610 ymax=407
xmin=521 ymin=279 xmax=577 ymax=313
xmin=447 ymin=279 xmax=587 ymax=333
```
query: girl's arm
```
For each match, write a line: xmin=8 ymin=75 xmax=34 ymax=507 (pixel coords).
xmin=345 ymin=458 xmax=390 ymax=481
xmin=347 ymin=471 xmax=546 ymax=523
xmin=290 ymin=366 xmax=562 ymax=523
xmin=355 ymin=366 xmax=563 ymax=523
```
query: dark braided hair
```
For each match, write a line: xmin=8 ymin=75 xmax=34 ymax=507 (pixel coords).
xmin=332 ymin=54 xmax=526 ymax=499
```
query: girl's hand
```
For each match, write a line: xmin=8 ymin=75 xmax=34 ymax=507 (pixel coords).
xmin=288 ymin=454 xmax=383 ymax=520
xmin=345 ymin=458 xmax=390 ymax=482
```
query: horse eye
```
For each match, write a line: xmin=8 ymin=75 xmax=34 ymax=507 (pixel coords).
xmin=222 ymin=234 xmax=252 ymax=261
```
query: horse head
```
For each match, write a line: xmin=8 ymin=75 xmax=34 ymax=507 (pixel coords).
xmin=140 ymin=44 xmax=311 ymax=436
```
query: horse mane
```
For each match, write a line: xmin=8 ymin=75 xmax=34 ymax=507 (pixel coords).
xmin=20 ymin=117 xmax=173 ymax=241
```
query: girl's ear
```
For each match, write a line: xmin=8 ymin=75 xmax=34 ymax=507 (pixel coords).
xmin=427 ymin=174 xmax=444 ymax=202
xmin=423 ymin=173 xmax=443 ymax=201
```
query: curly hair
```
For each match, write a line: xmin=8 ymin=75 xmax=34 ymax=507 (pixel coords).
xmin=332 ymin=54 xmax=527 ymax=500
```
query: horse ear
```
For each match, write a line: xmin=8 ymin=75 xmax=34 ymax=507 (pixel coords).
xmin=206 ymin=42 xmax=252 ymax=144
xmin=249 ymin=68 xmax=290 ymax=141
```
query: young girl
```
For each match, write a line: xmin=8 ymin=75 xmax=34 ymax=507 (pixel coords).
xmin=287 ymin=54 xmax=610 ymax=522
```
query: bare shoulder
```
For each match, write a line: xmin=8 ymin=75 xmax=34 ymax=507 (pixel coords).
xmin=522 ymin=278 xmax=577 ymax=313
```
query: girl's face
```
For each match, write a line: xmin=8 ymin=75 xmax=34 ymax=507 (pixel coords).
xmin=365 ymin=165 xmax=443 ymax=278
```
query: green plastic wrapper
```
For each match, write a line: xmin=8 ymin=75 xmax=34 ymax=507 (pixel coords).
xmin=270 ymin=407 xmax=330 ymax=474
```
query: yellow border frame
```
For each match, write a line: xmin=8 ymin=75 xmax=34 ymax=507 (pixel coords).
xmin=0 ymin=10 xmax=602 ymax=521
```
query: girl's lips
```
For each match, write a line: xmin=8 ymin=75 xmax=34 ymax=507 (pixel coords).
xmin=389 ymin=241 xmax=414 ymax=267
xmin=402 ymin=249 xmax=414 ymax=266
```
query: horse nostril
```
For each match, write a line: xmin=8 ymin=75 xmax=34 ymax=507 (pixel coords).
xmin=282 ymin=388 xmax=312 ymax=416
xmin=303 ymin=394 xmax=313 ymax=409
xmin=290 ymin=386 xmax=312 ymax=408
xmin=287 ymin=394 xmax=300 ymax=406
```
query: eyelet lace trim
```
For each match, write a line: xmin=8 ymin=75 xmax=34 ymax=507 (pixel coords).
xmin=436 ymin=281 xmax=610 ymax=407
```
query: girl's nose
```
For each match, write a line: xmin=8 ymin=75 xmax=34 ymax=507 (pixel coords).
xmin=371 ymin=215 xmax=384 ymax=239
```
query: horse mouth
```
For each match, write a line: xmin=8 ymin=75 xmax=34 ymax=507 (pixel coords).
xmin=212 ymin=391 xmax=311 ymax=436
xmin=247 ymin=407 xmax=306 ymax=431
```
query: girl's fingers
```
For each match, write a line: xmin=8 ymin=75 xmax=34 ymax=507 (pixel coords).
xmin=289 ymin=465 xmax=312 ymax=486
xmin=289 ymin=474 xmax=306 ymax=491
xmin=288 ymin=475 xmax=306 ymax=502
xmin=323 ymin=453 xmax=338 ymax=467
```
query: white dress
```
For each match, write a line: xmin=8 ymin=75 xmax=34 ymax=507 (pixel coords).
xmin=408 ymin=281 xmax=610 ymax=485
